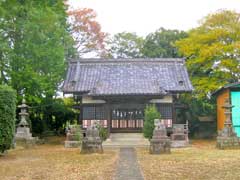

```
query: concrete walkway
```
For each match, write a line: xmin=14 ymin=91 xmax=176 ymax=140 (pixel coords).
xmin=114 ymin=148 xmax=144 ymax=180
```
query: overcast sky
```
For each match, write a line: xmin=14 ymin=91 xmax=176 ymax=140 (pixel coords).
xmin=68 ymin=0 xmax=240 ymax=36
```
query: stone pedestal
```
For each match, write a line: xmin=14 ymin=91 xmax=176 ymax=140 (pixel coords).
xmin=64 ymin=125 xmax=82 ymax=148
xmin=217 ymin=136 xmax=240 ymax=149
xmin=171 ymin=122 xmax=189 ymax=148
xmin=16 ymin=126 xmax=33 ymax=139
xmin=150 ymin=119 xmax=171 ymax=154
xmin=216 ymin=121 xmax=240 ymax=149
xmin=81 ymin=125 xmax=103 ymax=154
xmin=216 ymin=99 xmax=240 ymax=149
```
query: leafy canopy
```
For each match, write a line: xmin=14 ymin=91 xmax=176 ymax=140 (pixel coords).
xmin=176 ymin=10 xmax=240 ymax=99
xmin=143 ymin=27 xmax=187 ymax=58
xmin=108 ymin=32 xmax=144 ymax=58
xmin=0 ymin=0 xmax=74 ymax=100
xmin=68 ymin=8 xmax=106 ymax=57
xmin=0 ymin=1 xmax=76 ymax=134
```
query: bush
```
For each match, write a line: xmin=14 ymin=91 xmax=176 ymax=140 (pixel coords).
xmin=73 ymin=125 xmax=82 ymax=141
xmin=143 ymin=104 xmax=161 ymax=140
xmin=98 ymin=127 xmax=108 ymax=141
xmin=0 ymin=85 xmax=16 ymax=153
xmin=95 ymin=122 xmax=108 ymax=141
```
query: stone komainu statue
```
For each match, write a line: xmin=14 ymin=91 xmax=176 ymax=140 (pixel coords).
xmin=64 ymin=125 xmax=82 ymax=148
xmin=81 ymin=124 xmax=103 ymax=154
xmin=149 ymin=119 xmax=171 ymax=154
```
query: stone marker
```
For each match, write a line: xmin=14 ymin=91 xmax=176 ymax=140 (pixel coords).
xmin=171 ymin=121 xmax=189 ymax=148
xmin=81 ymin=123 xmax=103 ymax=154
xmin=64 ymin=125 xmax=82 ymax=148
xmin=217 ymin=99 xmax=240 ymax=149
xmin=15 ymin=99 xmax=38 ymax=147
xmin=149 ymin=119 xmax=171 ymax=154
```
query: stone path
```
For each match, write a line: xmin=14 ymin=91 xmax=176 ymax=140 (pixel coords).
xmin=114 ymin=148 xmax=144 ymax=180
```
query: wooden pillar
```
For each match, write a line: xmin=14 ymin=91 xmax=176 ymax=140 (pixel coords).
xmin=78 ymin=96 xmax=83 ymax=126
xmin=106 ymin=102 xmax=111 ymax=137
xmin=172 ymin=95 xmax=177 ymax=124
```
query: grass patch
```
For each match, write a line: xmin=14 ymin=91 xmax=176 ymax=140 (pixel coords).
xmin=0 ymin=137 xmax=118 ymax=180
xmin=137 ymin=139 xmax=240 ymax=180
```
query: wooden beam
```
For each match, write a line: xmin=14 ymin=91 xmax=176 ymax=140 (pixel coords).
xmin=105 ymin=102 xmax=111 ymax=137
xmin=172 ymin=95 xmax=177 ymax=124
xmin=91 ymin=95 xmax=165 ymax=103
xmin=79 ymin=96 xmax=83 ymax=126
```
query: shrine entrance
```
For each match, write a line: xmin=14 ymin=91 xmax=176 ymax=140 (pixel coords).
xmin=110 ymin=104 xmax=145 ymax=133
xmin=81 ymin=100 xmax=174 ymax=134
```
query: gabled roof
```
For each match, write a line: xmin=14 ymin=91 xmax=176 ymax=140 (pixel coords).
xmin=212 ymin=82 xmax=240 ymax=96
xmin=63 ymin=58 xmax=193 ymax=96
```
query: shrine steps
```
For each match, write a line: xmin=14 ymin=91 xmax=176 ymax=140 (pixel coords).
xmin=103 ymin=133 xmax=150 ymax=148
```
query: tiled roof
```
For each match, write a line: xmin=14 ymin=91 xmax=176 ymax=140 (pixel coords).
xmin=63 ymin=58 xmax=193 ymax=96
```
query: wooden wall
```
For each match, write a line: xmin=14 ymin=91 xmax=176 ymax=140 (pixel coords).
xmin=217 ymin=89 xmax=229 ymax=130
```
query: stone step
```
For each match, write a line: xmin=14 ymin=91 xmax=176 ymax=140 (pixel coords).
xmin=103 ymin=144 xmax=149 ymax=148
xmin=102 ymin=133 xmax=189 ymax=148
xmin=109 ymin=139 xmax=149 ymax=142
xmin=103 ymin=141 xmax=149 ymax=145
xmin=103 ymin=133 xmax=150 ymax=148
xmin=103 ymin=142 xmax=150 ymax=148
xmin=110 ymin=133 xmax=145 ymax=138
xmin=110 ymin=136 xmax=147 ymax=139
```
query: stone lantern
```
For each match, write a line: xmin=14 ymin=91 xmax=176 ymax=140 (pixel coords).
xmin=15 ymin=99 xmax=35 ymax=142
xmin=18 ymin=99 xmax=29 ymax=126
xmin=220 ymin=99 xmax=235 ymax=137
xmin=216 ymin=98 xmax=240 ymax=149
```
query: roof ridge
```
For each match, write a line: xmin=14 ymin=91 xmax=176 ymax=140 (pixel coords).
xmin=69 ymin=58 xmax=185 ymax=64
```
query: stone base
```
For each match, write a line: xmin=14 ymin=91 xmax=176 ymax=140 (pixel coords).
xmin=171 ymin=140 xmax=189 ymax=148
xmin=64 ymin=141 xmax=81 ymax=148
xmin=16 ymin=127 xmax=33 ymax=139
xmin=149 ymin=139 xmax=171 ymax=154
xmin=217 ymin=136 xmax=240 ymax=149
xmin=81 ymin=141 xmax=103 ymax=154
xmin=171 ymin=133 xmax=188 ymax=140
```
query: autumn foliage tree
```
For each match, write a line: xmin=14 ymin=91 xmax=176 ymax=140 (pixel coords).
xmin=175 ymin=10 xmax=240 ymax=135
xmin=68 ymin=8 xmax=106 ymax=57
xmin=176 ymin=10 xmax=240 ymax=99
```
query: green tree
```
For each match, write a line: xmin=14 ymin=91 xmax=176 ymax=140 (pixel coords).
xmin=143 ymin=105 xmax=161 ymax=139
xmin=29 ymin=98 xmax=76 ymax=135
xmin=142 ymin=27 xmax=187 ymax=58
xmin=0 ymin=1 xmax=75 ymax=133
xmin=108 ymin=32 xmax=144 ymax=58
xmin=176 ymin=10 xmax=240 ymax=99
xmin=0 ymin=1 xmax=14 ymax=85
xmin=174 ymin=10 xmax=239 ymax=138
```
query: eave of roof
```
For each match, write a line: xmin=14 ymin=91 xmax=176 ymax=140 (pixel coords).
xmin=212 ymin=82 xmax=240 ymax=96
